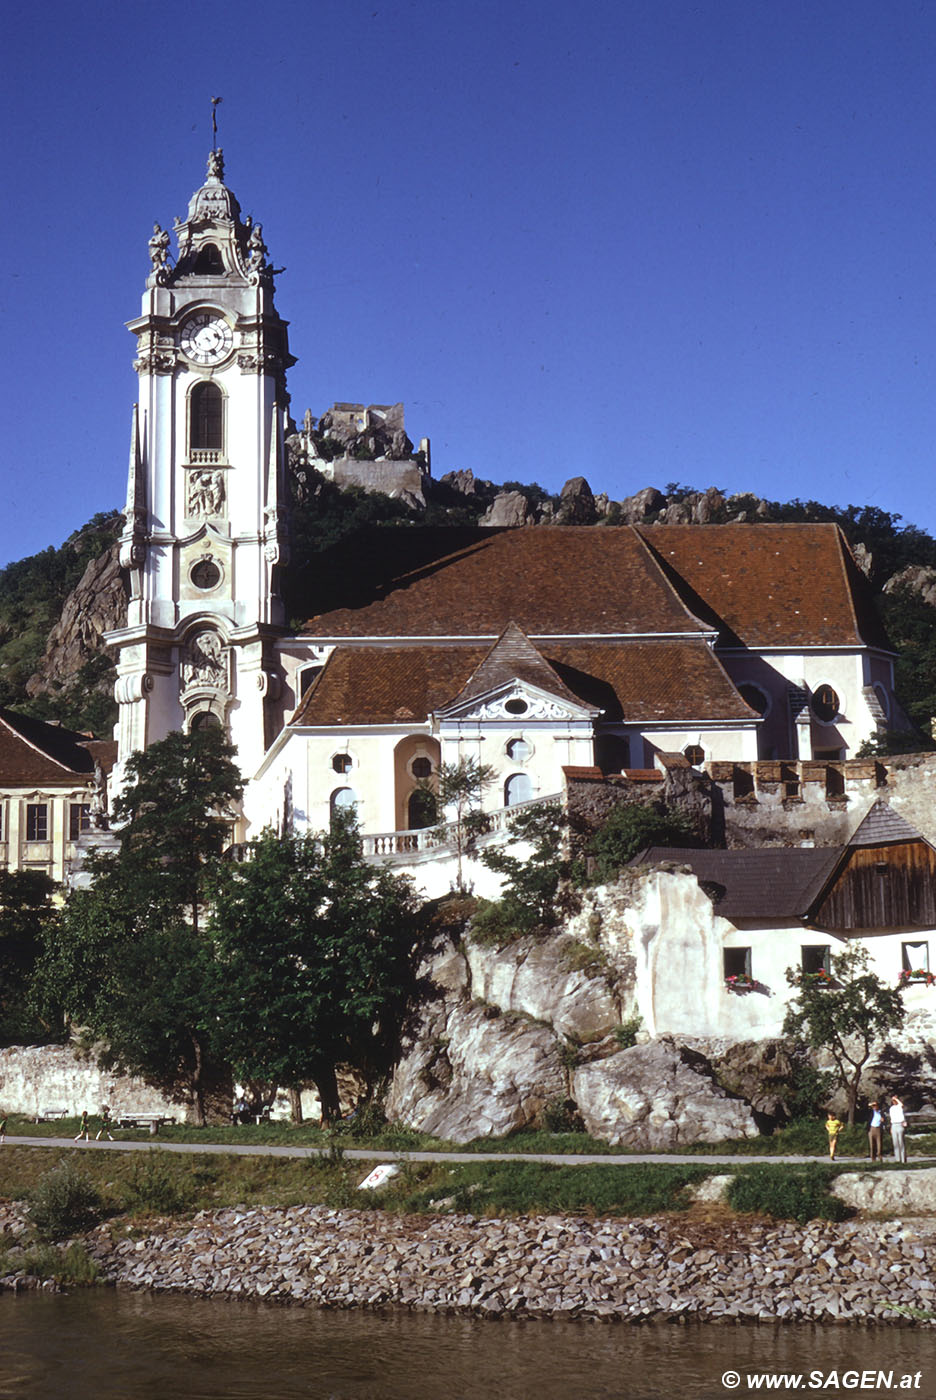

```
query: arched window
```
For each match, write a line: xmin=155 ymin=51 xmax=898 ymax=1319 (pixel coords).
xmin=190 ymin=710 xmax=222 ymax=732
xmin=192 ymin=242 xmax=224 ymax=274
xmin=190 ymin=382 xmax=224 ymax=451
xmin=408 ymin=788 xmax=437 ymax=830
xmin=298 ymin=664 xmax=323 ymax=697
xmin=505 ymin=773 xmax=533 ymax=806
xmin=330 ymin=787 xmax=357 ymax=817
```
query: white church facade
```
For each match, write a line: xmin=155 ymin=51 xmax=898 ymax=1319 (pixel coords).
xmin=101 ymin=152 xmax=902 ymax=867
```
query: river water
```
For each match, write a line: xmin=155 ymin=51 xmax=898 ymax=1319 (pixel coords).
xmin=1 ymin=1292 xmax=935 ymax=1400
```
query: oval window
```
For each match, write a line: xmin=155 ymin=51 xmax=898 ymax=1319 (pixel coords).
xmin=505 ymin=697 xmax=528 ymax=716
xmin=191 ymin=559 xmax=221 ymax=590
xmin=812 ymin=685 xmax=840 ymax=724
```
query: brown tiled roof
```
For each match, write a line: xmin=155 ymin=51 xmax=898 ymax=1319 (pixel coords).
xmin=292 ymin=639 xmax=757 ymax=727
xmin=0 ymin=709 xmax=101 ymax=785
xmin=442 ymin=623 xmax=591 ymax=712
xmin=291 ymin=647 xmax=487 ymax=726
xmin=299 ymin=528 xmax=709 ymax=638
xmin=638 ymin=524 xmax=890 ymax=649
xmin=544 ymin=641 xmax=757 ymax=722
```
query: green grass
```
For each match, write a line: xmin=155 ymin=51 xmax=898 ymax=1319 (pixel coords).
xmin=727 ymin=1164 xmax=850 ymax=1223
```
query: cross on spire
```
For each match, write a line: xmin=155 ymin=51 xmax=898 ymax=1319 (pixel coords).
xmin=211 ymin=96 xmax=223 ymax=149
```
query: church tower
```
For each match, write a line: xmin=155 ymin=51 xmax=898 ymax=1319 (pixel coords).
xmin=108 ymin=150 xmax=292 ymax=791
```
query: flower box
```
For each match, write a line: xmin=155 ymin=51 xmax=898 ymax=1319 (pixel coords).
xmin=899 ymin=969 xmax=935 ymax=988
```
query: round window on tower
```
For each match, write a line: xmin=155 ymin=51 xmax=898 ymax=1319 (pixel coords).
xmin=190 ymin=558 xmax=222 ymax=591
xmin=812 ymin=685 xmax=840 ymax=724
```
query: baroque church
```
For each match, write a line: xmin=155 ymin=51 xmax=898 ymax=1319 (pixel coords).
xmin=0 ymin=152 xmax=904 ymax=886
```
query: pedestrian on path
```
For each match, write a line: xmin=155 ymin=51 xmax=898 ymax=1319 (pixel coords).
xmin=889 ymin=1095 xmax=907 ymax=1163
xmin=825 ymin=1110 xmax=844 ymax=1160
xmin=74 ymin=1110 xmax=90 ymax=1142
xmin=867 ymin=1101 xmax=884 ymax=1162
xmin=0 ymin=1114 xmax=6 ymax=1144
xmin=95 ymin=1106 xmax=114 ymax=1141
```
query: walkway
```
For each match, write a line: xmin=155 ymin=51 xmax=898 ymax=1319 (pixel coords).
xmin=4 ymin=1134 xmax=927 ymax=1168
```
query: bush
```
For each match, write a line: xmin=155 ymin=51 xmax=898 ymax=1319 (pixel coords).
xmin=121 ymin=1152 xmax=196 ymax=1216
xmin=727 ymin=1165 xmax=849 ymax=1223
xmin=614 ymin=1015 xmax=643 ymax=1050
xmin=587 ymin=803 xmax=696 ymax=883
xmin=27 ymin=1158 xmax=103 ymax=1239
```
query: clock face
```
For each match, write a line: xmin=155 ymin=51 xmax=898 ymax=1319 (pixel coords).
xmin=180 ymin=313 xmax=234 ymax=366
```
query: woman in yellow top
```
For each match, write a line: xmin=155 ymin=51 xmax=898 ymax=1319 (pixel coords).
xmin=825 ymin=1110 xmax=844 ymax=1160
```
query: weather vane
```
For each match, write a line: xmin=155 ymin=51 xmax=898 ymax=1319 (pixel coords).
xmin=211 ymin=96 xmax=223 ymax=149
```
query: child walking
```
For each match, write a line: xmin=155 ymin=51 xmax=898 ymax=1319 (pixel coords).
xmin=95 ymin=1105 xmax=114 ymax=1141
xmin=74 ymin=1110 xmax=90 ymax=1142
xmin=825 ymin=1109 xmax=844 ymax=1160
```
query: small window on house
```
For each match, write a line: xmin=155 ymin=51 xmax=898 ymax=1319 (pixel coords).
xmin=801 ymin=945 xmax=831 ymax=976
xmin=190 ymin=382 xmax=224 ymax=451
xmin=683 ymin=744 xmax=705 ymax=767
xmin=505 ymin=697 xmax=528 ymax=716
xmin=298 ymin=664 xmax=323 ymax=697
xmin=69 ymin=803 xmax=92 ymax=841
xmin=26 ymin=804 xmax=48 ymax=842
xmin=411 ymin=756 xmax=433 ymax=779
xmin=902 ymin=941 xmax=929 ymax=973
xmin=505 ymin=773 xmax=533 ymax=806
xmin=723 ymin=947 xmax=752 ymax=979
xmin=506 ymin=737 xmax=531 ymax=762
xmin=408 ymin=788 xmax=437 ymax=829
xmin=332 ymin=754 xmax=353 ymax=774
xmin=812 ymin=685 xmax=840 ymax=723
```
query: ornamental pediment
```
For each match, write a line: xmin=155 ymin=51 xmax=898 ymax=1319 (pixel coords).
xmin=435 ymin=680 xmax=597 ymax=725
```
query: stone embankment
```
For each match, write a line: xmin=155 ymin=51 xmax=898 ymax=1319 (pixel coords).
xmin=58 ymin=1206 xmax=936 ymax=1323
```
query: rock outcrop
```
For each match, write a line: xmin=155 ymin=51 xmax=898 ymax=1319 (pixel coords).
xmin=572 ymin=1038 xmax=759 ymax=1148
xmin=25 ymin=542 xmax=125 ymax=700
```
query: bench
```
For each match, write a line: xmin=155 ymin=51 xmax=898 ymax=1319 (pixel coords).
xmin=34 ymin=1109 xmax=69 ymax=1123
xmin=115 ymin=1114 xmax=177 ymax=1134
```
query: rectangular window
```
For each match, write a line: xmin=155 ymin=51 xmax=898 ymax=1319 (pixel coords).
xmin=723 ymin=947 xmax=752 ymax=979
xmin=801 ymin=945 xmax=831 ymax=976
xmin=26 ymin=803 xmax=48 ymax=842
xmin=902 ymin=941 xmax=929 ymax=974
xmin=69 ymin=803 xmax=92 ymax=841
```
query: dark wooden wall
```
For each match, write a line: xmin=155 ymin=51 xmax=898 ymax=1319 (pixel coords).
xmin=812 ymin=841 xmax=936 ymax=931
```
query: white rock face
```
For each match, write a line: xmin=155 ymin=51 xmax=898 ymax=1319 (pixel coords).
xmin=465 ymin=936 xmax=619 ymax=1041
xmin=572 ymin=1038 xmax=759 ymax=1148
xmin=833 ymin=1169 xmax=936 ymax=1214
xmin=0 ymin=1044 xmax=186 ymax=1119
xmin=385 ymin=995 xmax=566 ymax=1143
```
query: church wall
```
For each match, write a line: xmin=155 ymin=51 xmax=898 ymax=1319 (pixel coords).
xmin=641 ymin=724 xmax=759 ymax=766
xmin=721 ymin=650 xmax=880 ymax=758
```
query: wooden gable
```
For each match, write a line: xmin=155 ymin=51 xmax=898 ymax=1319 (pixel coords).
xmin=810 ymin=840 xmax=936 ymax=932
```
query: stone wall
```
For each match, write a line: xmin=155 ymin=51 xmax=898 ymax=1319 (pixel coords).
xmin=0 ymin=1045 xmax=188 ymax=1121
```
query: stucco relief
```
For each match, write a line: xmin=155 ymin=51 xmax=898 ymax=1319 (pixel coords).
xmin=186 ymin=469 xmax=226 ymax=518
xmin=475 ymin=695 xmax=574 ymax=722
xmin=182 ymin=631 xmax=228 ymax=693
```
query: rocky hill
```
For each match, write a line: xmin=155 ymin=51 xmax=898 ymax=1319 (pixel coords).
xmin=4 ymin=470 xmax=936 ymax=742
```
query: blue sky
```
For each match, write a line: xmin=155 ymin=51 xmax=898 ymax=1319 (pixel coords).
xmin=2 ymin=1 xmax=936 ymax=568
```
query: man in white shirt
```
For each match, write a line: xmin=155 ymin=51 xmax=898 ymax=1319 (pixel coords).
xmin=889 ymin=1095 xmax=907 ymax=1163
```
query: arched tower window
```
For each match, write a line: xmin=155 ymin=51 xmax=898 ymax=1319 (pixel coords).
xmin=190 ymin=382 xmax=224 ymax=452
xmin=192 ymin=243 xmax=224 ymax=274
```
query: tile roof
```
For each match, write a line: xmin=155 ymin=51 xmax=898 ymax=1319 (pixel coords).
xmin=633 ymin=845 xmax=842 ymax=919
xmin=0 ymin=709 xmax=108 ymax=785
xmin=847 ymin=800 xmax=928 ymax=848
xmin=291 ymin=639 xmax=758 ymax=727
xmin=638 ymin=523 xmax=890 ymax=649
xmin=440 ymin=623 xmax=592 ymax=712
xmin=298 ymin=527 xmax=709 ymax=638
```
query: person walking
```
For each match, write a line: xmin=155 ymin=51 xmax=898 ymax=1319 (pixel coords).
xmin=890 ymin=1095 xmax=907 ymax=1163
xmin=0 ymin=1114 xmax=6 ymax=1145
xmin=95 ymin=1106 xmax=114 ymax=1141
xmin=825 ymin=1109 xmax=844 ymax=1161
xmin=867 ymin=1101 xmax=884 ymax=1162
xmin=74 ymin=1110 xmax=90 ymax=1142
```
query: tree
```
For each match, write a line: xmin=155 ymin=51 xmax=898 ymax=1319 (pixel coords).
xmin=587 ymin=802 xmax=696 ymax=883
xmin=209 ymin=813 xmax=426 ymax=1123
xmin=427 ymin=756 xmax=495 ymax=892
xmin=34 ymin=729 xmax=243 ymax=1124
xmin=477 ymin=802 xmax=574 ymax=936
xmin=0 ymin=868 xmax=58 ymax=1044
xmin=783 ymin=944 xmax=905 ymax=1126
